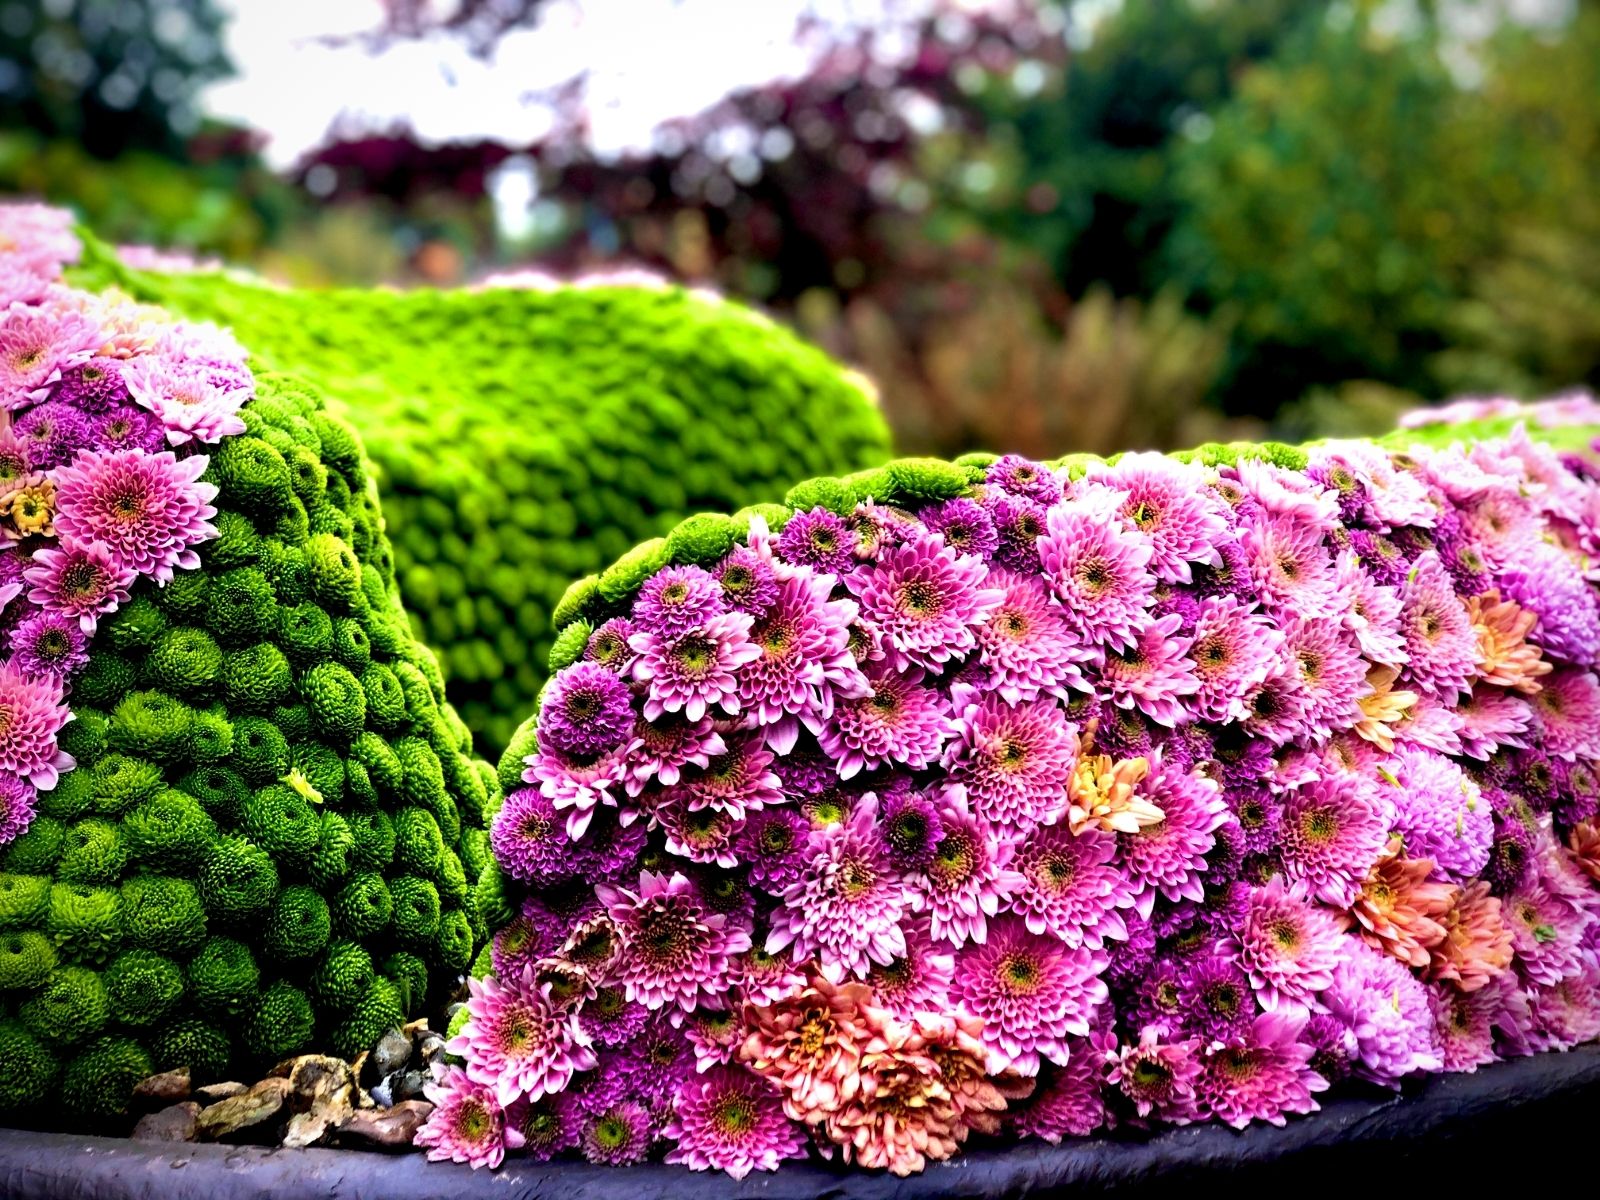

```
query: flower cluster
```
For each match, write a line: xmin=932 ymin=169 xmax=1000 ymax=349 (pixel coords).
xmin=0 ymin=203 xmax=241 ymax=838
xmin=0 ymin=204 xmax=497 ymax=1127
xmin=447 ymin=422 xmax=1600 ymax=1176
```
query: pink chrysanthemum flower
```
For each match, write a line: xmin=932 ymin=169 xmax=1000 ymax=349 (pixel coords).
xmin=23 ymin=540 xmax=135 ymax=633
xmin=677 ymin=735 xmax=781 ymax=820
xmin=622 ymin=713 xmax=725 ymax=796
xmin=0 ymin=660 xmax=72 ymax=790
xmin=7 ymin=609 xmax=88 ymax=680
xmin=50 ymin=448 xmax=218 ymax=582
xmin=909 ymin=785 xmax=1025 ymax=947
xmin=1226 ymin=876 xmax=1345 ymax=1013
xmin=1241 ymin=512 xmax=1340 ymax=620
xmin=1083 ymin=451 xmax=1228 ymax=583
xmin=0 ymin=303 xmax=99 ymax=406
xmin=1037 ymin=491 xmax=1157 ymax=653
xmin=447 ymin=965 xmax=597 ymax=1105
xmin=1096 ymin=612 xmax=1199 ymax=728
xmin=1429 ymin=982 xmax=1499 ymax=1073
xmin=629 ymin=610 xmax=760 ymax=722
xmin=664 ymin=1065 xmax=807 ymax=1179
xmin=523 ymin=743 xmax=628 ymax=840
xmin=416 ymin=1064 xmax=522 ymax=1170
xmin=1529 ymin=667 xmax=1600 ymax=761
xmin=1011 ymin=823 xmax=1134 ymax=949
xmin=735 ymin=560 xmax=865 ymax=754
xmin=941 ymin=690 xmax=1076 ymax=830
xmin=634 ymin=564 xmax=727 ymax=637
xmin=1232 ymin=457 xmax=1341 ymax=526
xmin=949 ymin=917 xmax=1108 ymax=1075
xmin=864 ymin=918 xmax=956 ymax=1019
xmin=1279 ymin=774 xmax=1391 ymax=907
xmin=1187 ymin=594 xmax=1284 ymax=723
xmin=768 ymin=793 xmax=910 ymax=981
xmin=1117 ymin=754 xmax=1226 ymax=918
xmin=1454 ymin=686 xmax=1533 ymax=761
xmin=121 ymin=352 xmax=250 ymax=444
xmin=844 ymin=531 xmax=1003 ymax=673
xmin=584 ymin=616 xmax=637 ymax=674
xmin=598 ymin=870 xmax=751 ymax=1013
xmin=1525 ymin=968 xmax=1600 ymax=1053
xmin=1013 ymin=1045 xmax=1107 ymax=1141
xmin=1198 ymin=1010 xmax=1327 ymax=1129
xmin=1503 ymin=874 xmax=1587 ymax=988
xmin=651 ymin=790 xmax=743 ymax=867
xmin=1105 ymin=1028 xmax=1204 ymax=1125
xmin=973 ymin=567 xmax=1091 ymax=702
xmin=1335 ymin=549 xmax=1408 ymax=664
xmin=1241 ymin=656 xmax=1316 ymax=747
xmin=1319 ymin=938 xmax=1443 ymax=1086
xmin=1381 ymin=747 xmax=1493 ymax=881
xmin=817 ymin=664 xmax=951 ymax=779
xmin=1279 ymin=615 xmax=1368 ymax=738
xmin=776 ymin=506 xmax=856 ymax=576
xmin=1398 ymin=552 xmax=1478 ymax=698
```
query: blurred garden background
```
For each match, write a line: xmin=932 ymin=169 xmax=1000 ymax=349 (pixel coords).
xmin=5 ymin=0 xmax=1597 ymax=458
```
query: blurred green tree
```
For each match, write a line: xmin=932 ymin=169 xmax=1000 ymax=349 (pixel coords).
xmin=0 ymin=0 xmax=234 ymax=158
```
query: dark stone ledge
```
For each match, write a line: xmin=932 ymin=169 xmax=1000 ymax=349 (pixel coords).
xmin=4 ymin=1043 xmax=1598 ymax=1199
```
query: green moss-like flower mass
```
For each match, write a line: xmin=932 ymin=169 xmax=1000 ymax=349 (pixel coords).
xmin=3 ymin=372 xmax=498 ymax=1127
xmin=71 ymin=238 xmax=892 ymax=755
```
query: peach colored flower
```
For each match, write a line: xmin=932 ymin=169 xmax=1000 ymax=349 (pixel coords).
xmin=739 ymin=970 xmax=884 ymax=1122
xmin=1348 ymin=842 xmax=1455 ymax=968
xmin=1353 ymin=664 xmax=1417 ymax=753
xmin=1467 ymin=589 xmax=1551 ymax=694
xmin=1066 ymin=732 xmax=1159 ymax=835
xmin=0 ymin=473 xmax=54 ymax=542
xmin=1425 ymin=880 xmax=1515 ymax=992
xmin=1569 ymin=819 xmax=1600 ymax=884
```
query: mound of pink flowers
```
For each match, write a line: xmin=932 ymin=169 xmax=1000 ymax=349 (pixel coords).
xmin=0 ymin=203 xmax=240 ymax=842
xmin=438 ymin=439 xmax=1600 ymax=1175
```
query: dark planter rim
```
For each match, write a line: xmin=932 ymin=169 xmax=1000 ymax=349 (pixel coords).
xmin=2 ymin=1043 xmax=1597 ymax=1198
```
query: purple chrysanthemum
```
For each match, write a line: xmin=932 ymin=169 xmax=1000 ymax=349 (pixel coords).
xmin=598 ymin=870 xmax=751 ymax=1013
xmin=1176 ymin=949 xmax=1258 ymax=1041
xmin=664 ymin=1065 xmax=806 ymax=1179
xmin=579 ymin=1099 xmax=655 ymax=1166
xmin=986 ymin=454 xmax=1063 ymax=505
xmin=1096 ymin=612 xmax=1199 ymax=728
xmin=1037 ymin=491 xmax=1157 ymax=653
xmin=447 ymin=965 xmax=597 ymax=1105
xmin=1084 ymin=452 xmax=1229 ymax=584
xmin=1398 ymin=552 xmax=1478 ymax=698
xmin=973 ymin=567 xmax=1090 ymax=703
xmin=816 ymin=664 xmax=951 ymax=779
xmin=713 ymin=545 xmax=779 ymax=617
xmin=634 ymin=564 xmax=727 ymax=638
xmin=910 ymin=786 xmax=1025 ymax=947
xmin=90 ymin=403 xmax=167 ymax=454
xmin=51 ymin=356 xmax=125 ymax=411
xmin=1118 ymin=754 xmax=1226 ymax=918
xmin=629 ymin=610 xmax=760 ymax=722
xmin=1319 ymin=938 xmax=1443 ymax=1086
xmin=1105 ymin=1028 xmax=1204 ymax=1124
xmin=767 ymin=793 xmax=909 ymax=981
xmin=7 ymin=609 xmax=87 ymax=680
xmin=23 ymin=540 xmax=135 ymax=633
xmin=585 ymin=616 xmax=637 ymax=674
xmin=506 ymin=1089 xmax=583 ymax=1162
xmin=1382 ymin=747 xmax=1493 ymax=881
xmin=878 ymin=787 xmax=942 ymax=873
xmin=1010 ymin=823 xmax=1134 ymax=949
xmin=1530 ymin=667 xmax=1600 ymax=762
xmin=941 ymin=690 xmax=1076 ymax=830
xmin=844 ymin=531 xmax=1002 ymax=674
xmin=1197 ymin=1010 xmax=1326 ymax=1129
xmin=1501 ymin=542 xmax=1600 ymax=667
xmin=652 ymin=791 xmax=743 ymax=867
xmin=776 ymin=506 xmax=856 ymax=576
xmin=492 ymin=787 xmax=577 ymax=885
xmin=0 ymin=773 xmax=36 ymax=844
xmin=1279 ymin=774 xmax=1391 ymax=906
xmin=1227 ymin=876 xmax=1345 ymax=1013
xmin=538 ymin=661 xmax=635 ymax=757
xmin=985 ymin=491 xmax=1048 ymax=572
xmin=416 ymin=1064 xmax=522 ymax=1170
xmin=1012 ymin=1045 xmax=1107 ymax=1142
xmin=1187 ymin=594 xmax=1284 ymax=724
xmin=864 ymin=918 xmax=955 ymax=1019
xmin=921 ymin=496 xmax=999 ymax=561
xmin=1429 ymin=982 xmax=1499 ymax=1073
xmin=736 ymin=807 xmax=811 ymax=894
xmin=14 ymin=399 xmax=91 ymax=470
xmin=950 ymin=916 xmax=1107 ymax=1076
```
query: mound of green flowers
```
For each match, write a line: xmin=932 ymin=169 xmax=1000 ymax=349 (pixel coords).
xmin=0 ymin=205 xmax=497 ymax=1127
xmin=68 ymin=237 xmax=892 ymax=755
